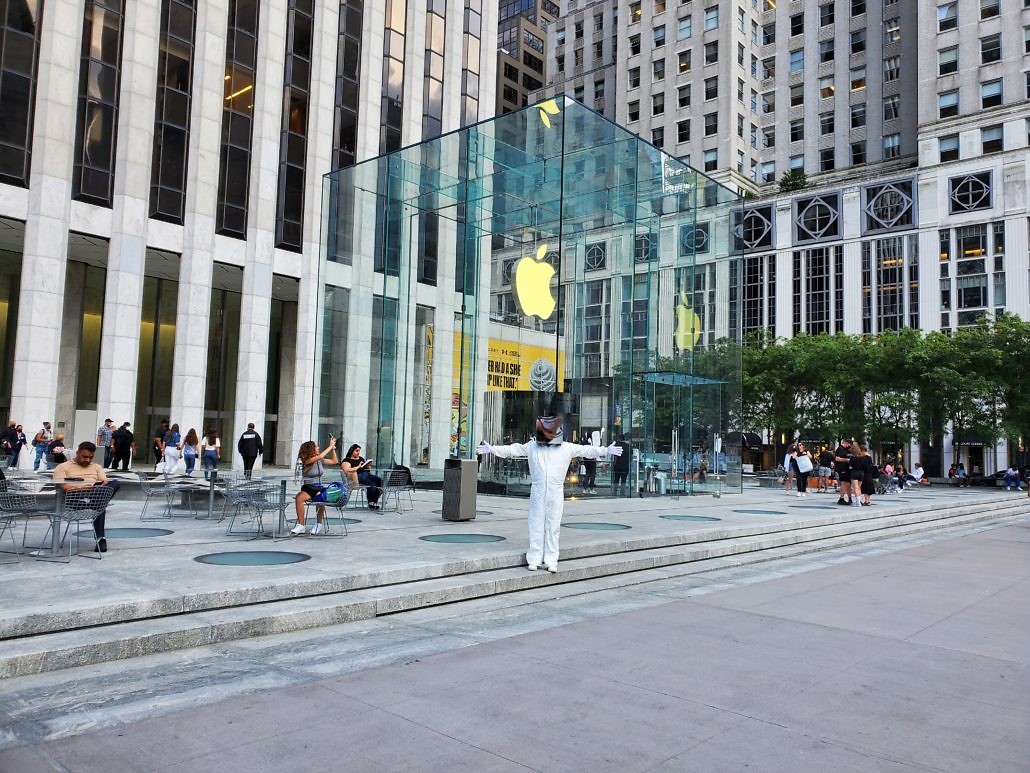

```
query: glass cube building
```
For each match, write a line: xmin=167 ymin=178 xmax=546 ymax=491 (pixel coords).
xmin=319 ymin=96 xmax=743 ymax=496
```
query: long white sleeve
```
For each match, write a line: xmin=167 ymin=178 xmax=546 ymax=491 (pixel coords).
xmin=489 ymin=441 xmax=532 ymax=460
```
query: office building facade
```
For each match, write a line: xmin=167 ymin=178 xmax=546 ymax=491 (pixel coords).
xmin=0 ymin=0 xmax=497 ymax=466
xmin=544 ymin=0 xmax=1029 ymax=473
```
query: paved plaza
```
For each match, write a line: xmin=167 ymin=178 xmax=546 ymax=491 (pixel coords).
xmin=0 ymin=480 xmax=1028 ymax=771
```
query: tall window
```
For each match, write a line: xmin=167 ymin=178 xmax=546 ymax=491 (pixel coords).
xmin=274 ymin=0 xmax=314 ymax=251
xmin=0 ymin=0 xmax=46 ymax=187
xmin=461 ymin=0 xmax=481 ymax=126
xmin=332 ymin=0 xmax=363 ymax=169
xmin=73 ymin=0 xmax=126 ymax=206
xmin=381 ymin=0 xmax=406 ymax=152
xmin=150 ymin=0 xmax=197 ymax=223
xmin=422 ymin=2 xmax=446 ymax=138
xmin=216 ymin=0 xmax=260 ymax=237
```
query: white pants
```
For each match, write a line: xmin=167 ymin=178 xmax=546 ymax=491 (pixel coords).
xmin=527 ymin=483 xmax=565 ymax=566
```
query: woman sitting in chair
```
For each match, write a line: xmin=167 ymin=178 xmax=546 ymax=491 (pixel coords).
xmin=341 ymin=443 xmax=383 ymax=510
xmin=292 ymin=435 xmax=337 ymax=535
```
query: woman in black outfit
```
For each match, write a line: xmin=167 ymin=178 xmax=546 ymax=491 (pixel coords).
xmin=854 ymin=444 xmax=876 ymax=505
xmin=791 ymin=442 xmax=813 ymax=497
xmin=341 ymin=443 xmax=383 ymax=510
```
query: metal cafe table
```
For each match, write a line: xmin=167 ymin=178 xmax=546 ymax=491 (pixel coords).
xmin=204 ymin=471 xmax=294 ymax=540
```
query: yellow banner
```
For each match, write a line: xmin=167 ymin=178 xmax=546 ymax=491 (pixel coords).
xmin=453 ymin=334 xmax=564 ymax=392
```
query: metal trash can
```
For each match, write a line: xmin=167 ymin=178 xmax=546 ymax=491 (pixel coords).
xmin=654 ymin=471 xmax=667 ymax=495
xmin=442 ymin=457 xmax=478 ymax=521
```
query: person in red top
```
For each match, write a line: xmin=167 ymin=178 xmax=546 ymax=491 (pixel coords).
xmin=53 ymin=441 xmax=121 ymax=552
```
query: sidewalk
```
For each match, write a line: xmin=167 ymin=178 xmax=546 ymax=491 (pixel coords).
xmin=1 ymin=513 xmax=1028 ymax=771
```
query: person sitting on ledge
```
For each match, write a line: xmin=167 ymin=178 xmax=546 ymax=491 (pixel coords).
xmin=1003 ymin=465 xmax=1024 ymax=491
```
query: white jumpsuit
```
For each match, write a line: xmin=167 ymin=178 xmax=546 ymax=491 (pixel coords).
xmin=490 ymin=440 xmax=611 ymax=567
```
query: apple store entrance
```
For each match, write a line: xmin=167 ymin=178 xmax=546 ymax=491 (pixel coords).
xmin=319 ymin=96 xmax=743 ymax=497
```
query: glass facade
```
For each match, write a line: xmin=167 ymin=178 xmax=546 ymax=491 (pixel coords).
xmin=321 ymin=97 xmax=743 ymax=497
xmin=0 ymin=0 xmax=45 ymax=187
xmin=72 ymin=0 xmax=125 ymax=206
xmin=380 ymin=0 xmax=405 ymax=154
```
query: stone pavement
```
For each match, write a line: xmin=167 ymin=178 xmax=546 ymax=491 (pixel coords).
xmin=1 ymin=496 xmax=1028 ymax=771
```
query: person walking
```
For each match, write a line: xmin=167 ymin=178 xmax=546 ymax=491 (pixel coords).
xmin=32 ymin=421 xmax=53 ymax=471
xmin=96 ymin=418 xmax=115 ymax=468
xmin=791 ymin=442 xmax=813 ymax=497
xmin=783 ymin=445 xmax=795 ymax=494
xmin=611 ymin=434 xmax=631 ymax=496
xmin=162 ymin=423 xmax=182 ymax=473
xmin=237 ymin=423 xmax=264 ymax=478
xmin=182 ymin=428 xmax=200 ymax=476
xmin=153 ymin=419 xmax=169 ymax=465
xmin=834 ymin=438 xmax=854 ymax=505
xmin=201 ymin=429 xmax=220 ymax=480
xmin=111 ymin=422 xmax=135 ymax=470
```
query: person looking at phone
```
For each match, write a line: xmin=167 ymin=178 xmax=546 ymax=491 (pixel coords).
xmin=53 ymin=441 xmax=122 ymax=553
xmin=292 ymin=435 xmax=337 ymax=536
xmin=341 ymin=443 xmax=383 ymax=510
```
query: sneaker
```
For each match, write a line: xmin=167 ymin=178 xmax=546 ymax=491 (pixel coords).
xmin=311 ymin=523 xmax=325 ymax=536
xmin=801 ymin=493 xmax=806 ymax=498
xmin=796 ymin=492 xmax=802 ymax=498
xmin=290 ymin=523 xmax=307 ymax=535
xmin=1006 ymin=486 xmax=1010 ymax=491
xmin=546 ymin=564 xmax=558 ymax=573
xmin=836 ymin=498 xmax=848 ymax=506
xmin=92 ymin=538 xmax=108 ymax=553
xmin=527 ymin=563 xmax=538 ymax=571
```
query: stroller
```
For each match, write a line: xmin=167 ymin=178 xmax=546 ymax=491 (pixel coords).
xmin=875 ymin=467 xmax=903 ymax=495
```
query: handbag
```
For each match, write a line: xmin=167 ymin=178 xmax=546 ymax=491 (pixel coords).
xmin=796 ymin=453 xmax=813 ymax=473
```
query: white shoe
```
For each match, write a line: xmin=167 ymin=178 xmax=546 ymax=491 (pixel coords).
xmin=796 ymin=492 xmax=802 ymax=497
xmin=527 ymin=563 xmax=538 ymax=571
xmin=290 ymin=523 xmax=307 ymax=535
xmin=546 ymin=564 xmax=557 ymax=573
xmin=311 ymin=523 xmax=324 ymax=536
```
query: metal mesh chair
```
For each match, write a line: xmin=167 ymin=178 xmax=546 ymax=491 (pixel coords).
xmin=380 ymin=468 xmax=415 ymax=513
xmin=223 ymin=475 xmax=267 ymax=535
xmin=51 ymin=485 xmax=115 ymax=562
xmin=135 ymin=471 xmax=192 ymax=520
xmin=248 ymin=483 xmax=290 ymax=540
xmin=0 ymin=489 xmax=36 ymax=563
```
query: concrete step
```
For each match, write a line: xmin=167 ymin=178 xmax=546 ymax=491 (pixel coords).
xmin=0 ymin=495 xmax=1014 ymax=642
xmin=1 ymin=498 xmax=1023 ymax=679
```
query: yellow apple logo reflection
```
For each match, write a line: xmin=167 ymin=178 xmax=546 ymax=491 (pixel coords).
xmin=674 ymin=291 xmax=702 ymax=350
xmin=514 ymin=244 xmax=557 ymax=320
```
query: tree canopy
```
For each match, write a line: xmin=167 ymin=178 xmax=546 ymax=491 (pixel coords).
xmin=740 ymin=315 xmax=1030 ymax=460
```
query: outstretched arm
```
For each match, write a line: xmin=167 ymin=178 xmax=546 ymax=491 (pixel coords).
xmin=479 ymin=441 xmax=530 ymax=459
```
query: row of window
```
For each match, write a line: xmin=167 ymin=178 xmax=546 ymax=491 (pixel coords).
xmin=937 ymin=0 xmax=1022 ymax=32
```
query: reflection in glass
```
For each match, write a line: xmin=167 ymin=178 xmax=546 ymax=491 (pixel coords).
xmin=73 ymin=0 xmax=125 ymax=206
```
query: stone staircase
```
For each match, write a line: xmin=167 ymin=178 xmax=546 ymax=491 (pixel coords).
xmin=1 ymin=496 xmax=1025 ymax=679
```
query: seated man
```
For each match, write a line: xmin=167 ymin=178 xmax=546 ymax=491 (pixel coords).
xmin=911 ymin=462 xmax=928 ymax=486
xmin=955 ymin=463 xmax=969 ymax=487
xmin=1003 ymin=466 xmax=1024 ymax=491
xmin=53 ymin=441 xmax=121 ymax=553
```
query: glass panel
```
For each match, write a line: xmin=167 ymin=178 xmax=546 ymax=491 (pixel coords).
xmin=319 ymin=97 xmax=742 ymax=496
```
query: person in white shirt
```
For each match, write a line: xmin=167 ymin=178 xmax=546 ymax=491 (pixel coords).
xmin=477 ymin=416 xmax=622 ymax=573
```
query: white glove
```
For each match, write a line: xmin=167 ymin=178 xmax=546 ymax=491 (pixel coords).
xmin=606 ymin=442 xmax=623 ymax=457
xmin=476 ymin=441 xmax=493 ymax=455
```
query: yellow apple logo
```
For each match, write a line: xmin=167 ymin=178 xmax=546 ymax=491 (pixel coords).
xmin=537 ymin=98 xmax=561 ymax=128
xmin=674 ymin=292 xmax=702 ymax=350
xmin=514 ymin=244 xmax=557 ymax=320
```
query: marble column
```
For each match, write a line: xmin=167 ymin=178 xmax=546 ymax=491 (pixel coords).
xmin=9 ymin=0 xmax=84 ymax=435
xmin=171 ymin=0 xmax=229 ymax=436
xmin=231 ymin=0 xmax=288 ymax=470
xmin=96 ymin=0 xmax=160 ymax=425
